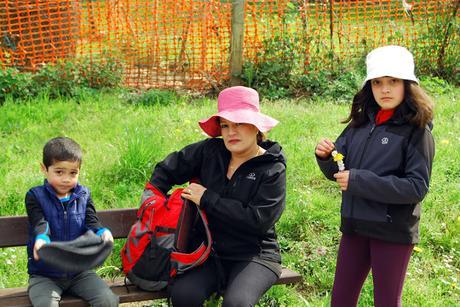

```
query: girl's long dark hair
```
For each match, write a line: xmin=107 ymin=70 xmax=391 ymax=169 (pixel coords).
xmin=342 ymin=80 xmax=434 ymax=128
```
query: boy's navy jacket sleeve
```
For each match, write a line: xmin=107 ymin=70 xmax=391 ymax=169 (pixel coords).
xmin=348 ymin=127 xmax=435 ymax=204
xmin=25 ymin=191 xmax=50 ymax=242
xmin=200 ymin=163 xmax=286 ymax=236
xmin=85 ymin=195 xmax=105 ymax=233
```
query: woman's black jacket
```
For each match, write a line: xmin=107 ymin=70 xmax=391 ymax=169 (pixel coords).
xmin=150 ymin=138 xmax=286 ymax=263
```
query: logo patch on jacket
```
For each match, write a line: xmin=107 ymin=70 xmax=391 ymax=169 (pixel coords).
xmin=246 ymin=173 xmax=256 ymax=180
xmin=381 ymin=137 xmax=389 ymax=145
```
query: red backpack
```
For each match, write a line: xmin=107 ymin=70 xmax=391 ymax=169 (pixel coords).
xmin=121 ymin=183 xmax=212 ymax=291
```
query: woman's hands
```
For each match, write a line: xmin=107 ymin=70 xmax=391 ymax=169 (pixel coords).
xmin=181 ymin=183 xmax=207 ymax=206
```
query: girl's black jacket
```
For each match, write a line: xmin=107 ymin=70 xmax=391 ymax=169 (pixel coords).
xmin=317 ymin=105 xmax=435 ymax=244
xmin=149 ymin=138 xmax=286 ymax=263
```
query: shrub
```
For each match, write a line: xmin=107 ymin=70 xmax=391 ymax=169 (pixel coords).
xmin=414 ymin=1 xmax=460 ymax=85
xmin=0 ymin=67 xmax=35 ymax=102
xmin=0 ymin=53 xmax=124 ymax=102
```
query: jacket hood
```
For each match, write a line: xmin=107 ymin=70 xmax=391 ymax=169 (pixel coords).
xmin=260 ymin=140 xmax=286 ymax=166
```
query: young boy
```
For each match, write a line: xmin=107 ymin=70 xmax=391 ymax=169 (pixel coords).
xmin=25 ymin=137 xmax=119 ymax=306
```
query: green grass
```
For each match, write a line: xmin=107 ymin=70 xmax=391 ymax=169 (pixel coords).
xmin=0 ymin=87 xmax=459 ymax=306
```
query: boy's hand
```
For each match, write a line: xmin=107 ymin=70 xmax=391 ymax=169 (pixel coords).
xmin=334 ymin=171 xmax=350 ymax=191
xmin=101 ymin=230 xmax=114 ymax=243
xmin=33 ymin=239 xmax=47 ymax=260
xmin=315 ymin=138 xmax=335 ymax=159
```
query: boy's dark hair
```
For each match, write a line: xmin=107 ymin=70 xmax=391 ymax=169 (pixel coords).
xmin=43 ymin=137 xmax=82 ymax=169
xmin=343 ymin=80 xmax=434 ymax=128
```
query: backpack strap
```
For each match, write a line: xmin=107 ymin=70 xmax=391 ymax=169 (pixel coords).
xmin=170 ymin=199 xmax=212 ymax=270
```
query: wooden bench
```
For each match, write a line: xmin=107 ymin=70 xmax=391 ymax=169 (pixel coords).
xmin=0 ymin=208 xmax=302 ymax=306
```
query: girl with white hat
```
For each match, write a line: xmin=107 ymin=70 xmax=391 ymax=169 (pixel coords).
xmin=315 ymin=45 xmax=434 ymax=306
xmin=143 ymin=86 xmax=286 ymax=306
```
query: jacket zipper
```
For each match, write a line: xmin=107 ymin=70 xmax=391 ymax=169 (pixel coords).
xmin=60 ymin=200 xmax=69 ymax=279
xmin=350 ymin=123 xmax=375 ymax=219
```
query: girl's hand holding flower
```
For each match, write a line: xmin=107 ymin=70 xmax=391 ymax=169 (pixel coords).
xmin=315 ymin=138 xmax=335 ymax=159
xmin=334 ymin=171 xmax=350 ymax=191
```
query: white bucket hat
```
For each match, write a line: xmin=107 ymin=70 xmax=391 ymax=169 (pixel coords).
xmin=363 ymin=45 xmax=419 ymax=86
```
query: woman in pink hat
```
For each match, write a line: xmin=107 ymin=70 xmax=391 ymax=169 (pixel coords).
xmin=315 ymin=46 xmax=435 ymax=306
xmin=145 ymin=86 xmax=286 ymax=306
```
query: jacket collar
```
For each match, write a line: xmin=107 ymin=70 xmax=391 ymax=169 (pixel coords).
xmin=367 ymin=101 xmax=413 ymax=126
xmin=44 ymin=180 xmax=84 ymax=202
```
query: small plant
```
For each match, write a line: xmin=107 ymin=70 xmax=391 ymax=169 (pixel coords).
xmin=77 ymin=53 xmax=124 ymax=89
xmin=116 ymin=128 xmax=156 ymax=184
xmin=32 ymin=60 xmax=80 ymax=98
xmin=123 ymin=89 xmax=179 ymax=106
xmin=0 ymin=53 xmax=124 ymax=102
xmin=420 ymin=76 xmax=452 ymax=96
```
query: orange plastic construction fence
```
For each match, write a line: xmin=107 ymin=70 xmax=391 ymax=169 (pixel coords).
xmin=0 ymin=0 xmax=457 ymax=90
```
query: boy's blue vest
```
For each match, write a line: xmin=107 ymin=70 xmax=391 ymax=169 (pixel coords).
xmin=27 ymin=180 xmax=89 ymax=278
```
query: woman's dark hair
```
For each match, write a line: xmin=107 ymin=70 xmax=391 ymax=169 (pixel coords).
xmin=342 ymin=80 xmax=434 ymax=128
xmin=257 ymin=131 xmax=266 ymax=145
xmin=43 ymin=137 xmax=82 ymax=169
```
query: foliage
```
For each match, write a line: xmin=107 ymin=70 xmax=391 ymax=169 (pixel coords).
xmin=32 ymin=60 xmax=82 ymax=98
xmin=115 ymin=127 xmax=157 ymax=184
xmin=414 ymin=1 xmax=460 ymax=85
xmin=0 ymin=67 xmax=35 ymax=101
xmin=122 ymin=89 xmax=179 ymax=106
xmin=0 ymin=54 xmax=123 ymax=103
xmin=242 ymin=36 xmax=302 ymax=99
xmin=76 ymin=54 xmax=124 ymax=89
xmin=241 ymin=35 xmax=362 ymax=101
xmin=420 ymin=76 xmax=453 ymax=96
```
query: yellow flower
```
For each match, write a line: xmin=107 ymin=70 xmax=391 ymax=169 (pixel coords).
xmin=413 ymin=246 xmax=423 ymax=253
xmin=440 ymin=139 xmax=449 ymax=145
xmin=333 ymin=153 xmax=344 ymax=162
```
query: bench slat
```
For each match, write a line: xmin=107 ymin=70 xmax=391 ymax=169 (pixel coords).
xmin=0 ymin=209 xmax=138 ymax=247
xmin=0 ymin=209 xmax=302 ymax=306
xmin=0 ymin=268 xmax=301 ymax=307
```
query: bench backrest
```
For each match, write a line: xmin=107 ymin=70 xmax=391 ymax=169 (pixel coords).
xmin=0 ymin=209 xmax=138 ymax=248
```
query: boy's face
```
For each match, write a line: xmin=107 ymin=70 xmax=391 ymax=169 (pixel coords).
xmin=41 ymin=160 xmax=80 ymax=198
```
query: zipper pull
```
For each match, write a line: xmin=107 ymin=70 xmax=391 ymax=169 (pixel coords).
xmin=369 ymin=124 xmax=376 ymax=136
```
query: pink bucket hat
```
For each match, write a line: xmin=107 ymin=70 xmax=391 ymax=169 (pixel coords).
xmin=199 ymin=86 xmax=279 ymax=137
